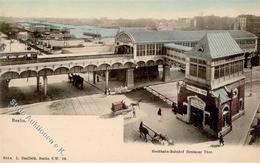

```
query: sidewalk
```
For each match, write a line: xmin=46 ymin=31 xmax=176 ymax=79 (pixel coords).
xmin=198 ymin=84 xmax=260 ymax=147
xmin=224 ymin=89 xmax=260 ymax=145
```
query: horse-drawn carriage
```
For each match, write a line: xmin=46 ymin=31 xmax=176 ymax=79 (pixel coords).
xmin=139 ymin=121 xmax=174 ymax=145
xmin=68 ymin=73 xmax=84 ymax=89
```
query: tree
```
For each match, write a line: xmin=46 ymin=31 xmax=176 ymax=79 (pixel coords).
xmin=0 ymin=22 xmax=12 ymax=34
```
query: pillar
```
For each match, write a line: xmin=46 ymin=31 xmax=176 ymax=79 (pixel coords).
xmin=126 ymin=68 xmax=134 ymax=89
xmin=43 ymin=76 xmax=47 ymax=96
xmin=162 ymin=64 xmax=171 ymax=82
xmin=105 ymin=69 xmax=109 ymax=94
xmin=36 ymin=76 xmax=40 ymax=92
xmin=93 ymin=72 xmax=96 ymax=84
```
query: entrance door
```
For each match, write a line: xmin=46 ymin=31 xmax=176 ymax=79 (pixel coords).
xmin=190 ymin=106 xmax=203 ymax=128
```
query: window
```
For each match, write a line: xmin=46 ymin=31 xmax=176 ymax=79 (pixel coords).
xmin=198 ymin=65 xmax=206 ymax=79
xmin=137 ymin=44 xmax=146 ymax=56
xmin=214 ymin=66 xmax=220 ymax=79
xmin=198 ymin=60 xmax=206 ymax=65
xmin=220 ymin=65 xmax=225 ymax=78
xmin=190 ymin=58 xmax=197 ymax=63
xmin=225 ymin=64 xmax=230 ymax=76
xmin=230 ymin=62 xmax=235 ymax=74
xmin=190 ymin=64 xmax=197 ymax=77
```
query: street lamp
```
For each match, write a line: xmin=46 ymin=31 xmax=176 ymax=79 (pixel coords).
xmin=249 ymin=57 xmax=253 ymax=96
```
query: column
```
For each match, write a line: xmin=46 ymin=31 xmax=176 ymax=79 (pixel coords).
xmin=43 ymin=76 xmax=47 ymax=96
xmin=36 ymin=76 xmax=40 ymax=92
xmin=133 ymin=44 xmax=137 ymax=59
xmin=126 ymin=68 xmax=134 ymax=89
xmin=105 ymin=69 xmax=109 ymax=94
xmin=162 ymin=64 xmax=171 ymax=82
xmin=93 ymin=72 xmax=96 ymax=84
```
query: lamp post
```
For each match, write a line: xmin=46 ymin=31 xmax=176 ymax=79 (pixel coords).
xmin=249 ymin=59 xmax=253 ymax=96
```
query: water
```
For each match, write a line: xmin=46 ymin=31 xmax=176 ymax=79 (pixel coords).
xmin=19 ymin=20 xmax=120 ymax=38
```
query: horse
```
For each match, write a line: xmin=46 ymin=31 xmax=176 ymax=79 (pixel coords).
xmin=139 ymin=121 xmax=149 ymax=142
xmin=130 ymin=99 xmax=142 ymax=109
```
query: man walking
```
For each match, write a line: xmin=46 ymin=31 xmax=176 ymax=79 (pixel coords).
xmin=219 ymin=133 xmax=224 ymax=146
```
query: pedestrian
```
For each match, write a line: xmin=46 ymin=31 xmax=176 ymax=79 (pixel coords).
xmin=157 ymin=108 xmax=162 ymax=121
xmin=132 ymin=107 xmax=136 ymax=118
xmin=219 ymin=133 xmax=224 ymax=146
xmin=171 ymin=102 xmax=177 ymax=114
xmin=97 ymin=75 xmax=100 ymax=82
xmin=157 ymin=108 xmax=162 ymax=116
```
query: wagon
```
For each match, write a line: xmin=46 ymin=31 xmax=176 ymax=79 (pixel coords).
xmin=111 ymin=101 xmax=128 ymax=112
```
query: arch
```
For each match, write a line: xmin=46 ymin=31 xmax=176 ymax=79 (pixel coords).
xmin=156 ymin=59 xmax=164 ymax=65
xmin=115 ymin=32 xmax=135 ymax=44
xmin=85 ymin=64 xmax=97 ymax=72
xmin=124 ymin=62 xmax=135 ymax=69
xmin=38 ymin=68 xmax=54 ymax=76
xmin=98 ymin=63 xmax=111 ymax=71
xmin=20 ymin=70 xmax=38 ymax=78
xmin=70 ymin=66 xmax=84 ymax=73
xmin=222 ymin=105 xmax=230 ymax=128
xmin=146 ymin=60 xmax=155 ymax=66
xmin=0 ymin=71 xmax=20 ymax=79
xmin=54 ymin=67 xmax=69 ymax=75
xmin=111 ymin=62 xmax=124 ymax=69
xmin=137 ymin=61 xmax=146 ymax=67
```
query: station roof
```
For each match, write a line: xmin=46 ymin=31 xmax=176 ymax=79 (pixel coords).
xmin=118 ymin=30 xmax=257 ymax=44
xmin=185 ymin=32 xmax=244 ymax=60
xmin=212 ymin=88 xmax=231 ymax=104
xmin=164 ymin=43 xmax=192 ymax=52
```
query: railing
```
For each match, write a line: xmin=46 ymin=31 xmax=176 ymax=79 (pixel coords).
xmin=0 ymin=54 xmax=132 ymax=66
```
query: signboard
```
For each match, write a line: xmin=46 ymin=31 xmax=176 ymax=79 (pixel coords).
xmin=190 ymin=97 xmax=206 ymax=110
xmin=186 ymin=85 xmax=207 ymax=96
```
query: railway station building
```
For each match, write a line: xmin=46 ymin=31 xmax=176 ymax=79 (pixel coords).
xmin=114 ymin=29 xmax=257 ymax=85
xmin=176 ymin=32 xmax=245 ymax=136
xmin=0 ymin=30 xmax=257 ymax=99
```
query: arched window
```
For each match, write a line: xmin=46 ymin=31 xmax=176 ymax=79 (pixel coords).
xmin=222 ymin=106 xmax=230 ymax=128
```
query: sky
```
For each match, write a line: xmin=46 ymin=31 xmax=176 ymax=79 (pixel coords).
xmin=0 ymin=0 xmax=259 ymax=19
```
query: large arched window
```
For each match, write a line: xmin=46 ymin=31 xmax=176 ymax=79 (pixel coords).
xmin=222 ymin=106 xmax=230 ymax=128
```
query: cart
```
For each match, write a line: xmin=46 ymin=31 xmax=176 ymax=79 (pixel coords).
xmin=111 ymin=101 xmax=130 ymax=115
xmin=140 ymin=122 xmax=174 ymax=145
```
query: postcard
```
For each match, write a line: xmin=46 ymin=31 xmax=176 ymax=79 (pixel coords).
xmin=0 ymin=0 xmax=259 ymax=162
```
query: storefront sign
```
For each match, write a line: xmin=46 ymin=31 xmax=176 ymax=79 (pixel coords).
xmin=190 ymin=97 xmax=206 ymax=110
xmin=186 ymin=85 xmax=207 ymax=96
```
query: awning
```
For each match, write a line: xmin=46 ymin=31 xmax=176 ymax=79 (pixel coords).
xmin=212 ymin=88 xmax=231 ymax=104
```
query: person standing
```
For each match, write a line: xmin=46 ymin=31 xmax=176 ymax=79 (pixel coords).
xmin=132 ymin=107 xmax=136 ymax=118
xmin=219 ymin=133 xmax=224 ymax=146
xmin=157 ymin=108 xmax=162 ymax=121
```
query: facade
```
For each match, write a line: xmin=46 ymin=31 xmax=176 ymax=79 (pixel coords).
xmin=115 ymin=30 xmax=257 ymax=74
xmin=176 ymin=32 xmax=245 ymax=136
xmin=234 ymin=15 xmax=260 ymax=66
xmin=115 ymin=30 xmax=257 ymax=59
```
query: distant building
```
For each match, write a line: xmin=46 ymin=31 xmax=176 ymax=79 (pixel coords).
xmin=234 ymin=15 xmax=260 ymax=66
xmin=191 ymin=16 xmax=235 ymax=30
xmin=17 ymin=31 xmax=29 ymax=41
xmin=177 ymin=32 xmax=245 ymax=136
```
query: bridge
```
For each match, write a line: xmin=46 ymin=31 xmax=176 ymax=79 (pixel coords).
xmin=0 ymin=52 xmax=166 ymax=96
